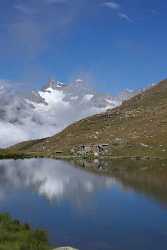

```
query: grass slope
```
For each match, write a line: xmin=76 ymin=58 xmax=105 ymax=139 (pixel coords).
xmin=0 ymin=213 xmax=51 ymax=250
xmin=5 ymin=79 xmax=167 ymax=158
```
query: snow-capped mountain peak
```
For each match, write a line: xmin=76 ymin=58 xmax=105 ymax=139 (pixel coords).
xmin=42 ymin=79 xmax=65 ymax=91
xmin=0 ymin=78 xmax=141 ymax=147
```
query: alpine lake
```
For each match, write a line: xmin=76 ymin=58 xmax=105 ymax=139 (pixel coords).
xmin=0 ymin=158 xmax=167 ymax=250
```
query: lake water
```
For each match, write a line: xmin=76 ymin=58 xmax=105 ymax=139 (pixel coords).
xmin=0 ymin=158 xmax=167 ymax=250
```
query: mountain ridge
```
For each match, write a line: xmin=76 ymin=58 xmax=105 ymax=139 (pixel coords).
xmin=5 ymin=78 xmax=167 ymax=159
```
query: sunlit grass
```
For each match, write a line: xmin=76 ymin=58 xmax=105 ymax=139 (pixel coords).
xmin=0 ymin=213 xmax=52 ymax=250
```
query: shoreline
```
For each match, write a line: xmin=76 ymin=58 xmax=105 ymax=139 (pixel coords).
xmin=0 ymin=151 xmax=167 ymax=161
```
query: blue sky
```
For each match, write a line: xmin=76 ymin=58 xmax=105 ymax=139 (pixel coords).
xmin=0 ymin=0 xmax=166 ymax=94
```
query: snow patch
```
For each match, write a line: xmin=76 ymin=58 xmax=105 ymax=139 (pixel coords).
xmin=38 ymin=88 xmax=69 ymax=109
xmin=82 ymin=94 xmax=94 ymax=102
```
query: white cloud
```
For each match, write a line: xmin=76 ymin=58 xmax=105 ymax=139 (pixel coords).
xmin=103 ymin=1 xmax=120 ymax=10
xmin=102 ymin=1 xmax=133 ymax=22
xmin=118 ymin=12 xmax=133 ymax=22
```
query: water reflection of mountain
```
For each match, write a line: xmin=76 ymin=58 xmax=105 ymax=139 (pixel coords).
xmin=72 ymin=159 xmax=167 ymax=206
xmin=0 ymin=159 xmax=115 ymax=203
xmin=0 ymin=158 xmax=167 ymax=207
xmin=113 ymin=167 xmax=167 ymax=206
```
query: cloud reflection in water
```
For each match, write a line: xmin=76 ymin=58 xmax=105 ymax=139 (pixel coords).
xmin=0 ymin=159 xmax=115 ymax=203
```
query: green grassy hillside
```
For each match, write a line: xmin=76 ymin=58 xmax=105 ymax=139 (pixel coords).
xmin=0 ymin=213 xmax=51 ymax=250
xmin=5 ymin=79 xmax=167 ymax=159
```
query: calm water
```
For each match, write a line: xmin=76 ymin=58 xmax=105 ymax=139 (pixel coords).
xmin=0 ymin=159 xmax=167 ymax=250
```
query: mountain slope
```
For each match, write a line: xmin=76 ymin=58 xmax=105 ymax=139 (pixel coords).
xmin=7 ymin=79 xmax=167 ymax=159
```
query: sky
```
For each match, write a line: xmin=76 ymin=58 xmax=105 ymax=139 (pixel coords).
xmin=0 ymin=0 xmax=167 ymax=94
